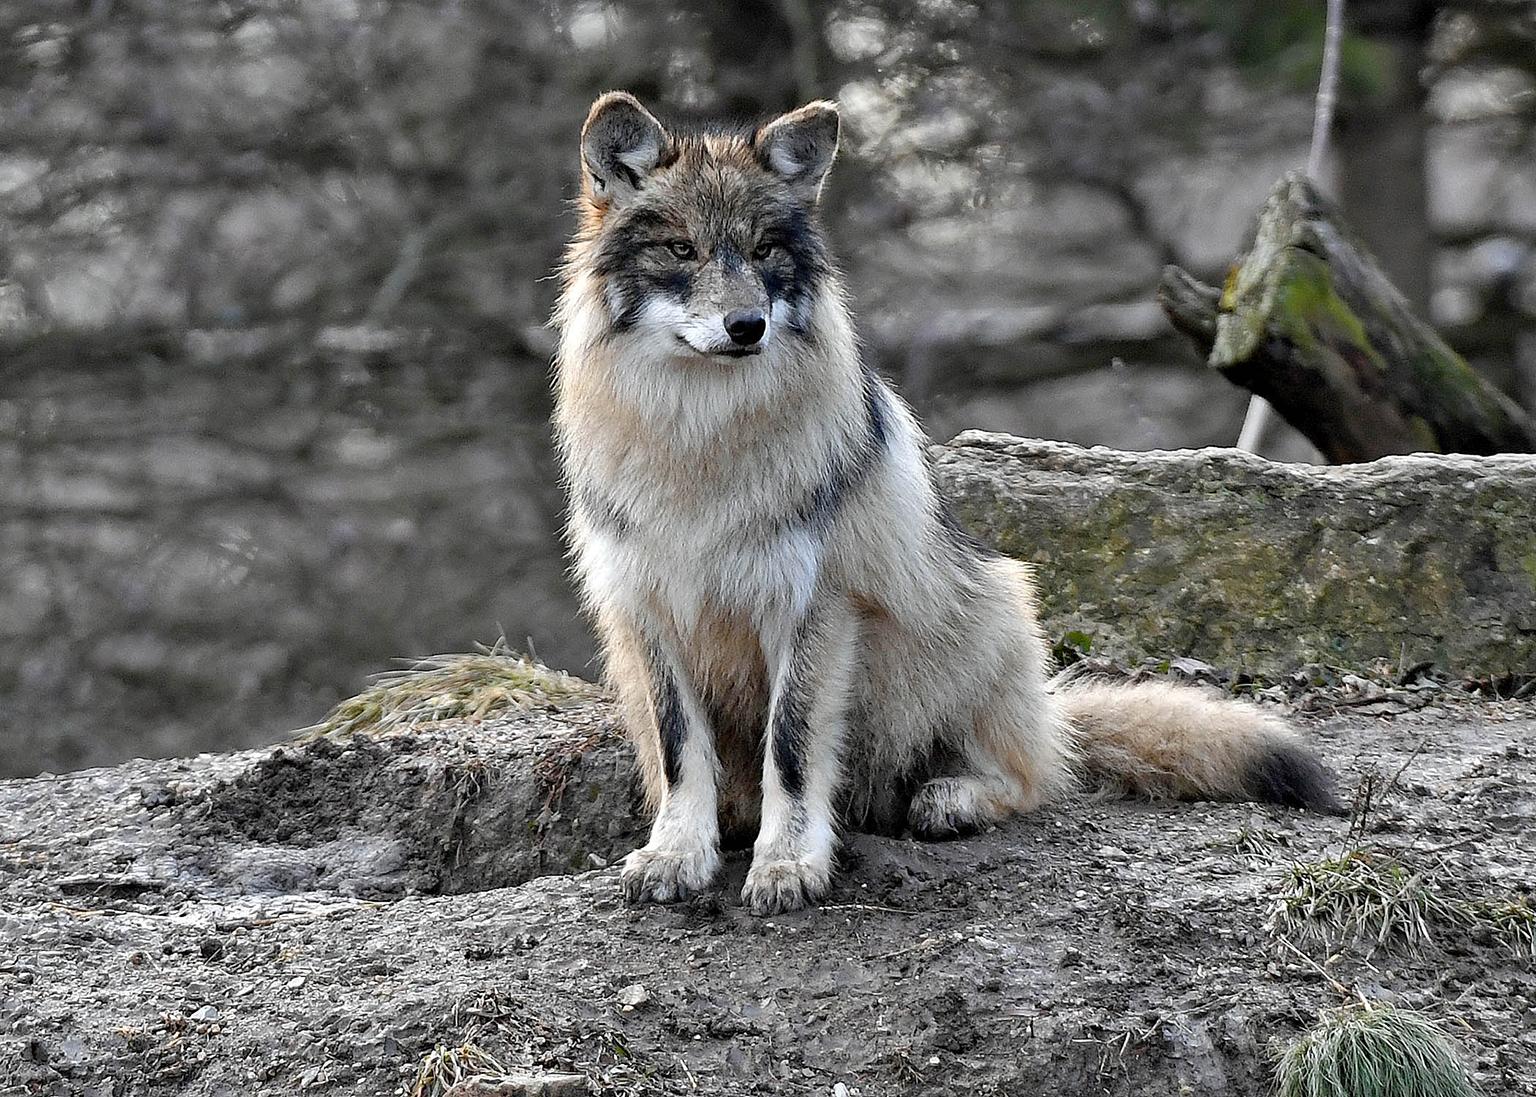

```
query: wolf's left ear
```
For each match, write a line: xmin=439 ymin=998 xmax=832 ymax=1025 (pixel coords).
xmin=755 ymin=101 xmax=840 ymax=203
xmin=581 ymin=91 xmax=669 ymax=208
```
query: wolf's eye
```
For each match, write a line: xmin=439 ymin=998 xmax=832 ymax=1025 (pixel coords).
xmin=752 ymin=241 xmax=777 ymax=260
xmin=667 ymin=240 xmax=697 ymax=260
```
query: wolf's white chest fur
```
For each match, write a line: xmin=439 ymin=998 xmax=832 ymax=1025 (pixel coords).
xmin=573 ymin=492 xmax=823 ymax=644
xmin=558 ymin=301 xmax=866 ymax=649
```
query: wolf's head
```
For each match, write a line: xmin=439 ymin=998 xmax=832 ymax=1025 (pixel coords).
xmin=570 ymin=91 xmax=840 ymax=362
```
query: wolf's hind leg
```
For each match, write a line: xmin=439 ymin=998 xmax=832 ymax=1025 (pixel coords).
xmin=908 ymin=669 xmax=1076 ymax=840
xmin=907 ymin=772 xmax=1021 ymax=840
xmin=742 ymin=596 xmax=858 ymax=915
xmin=620 ymin=631 xmax=723 ymax=903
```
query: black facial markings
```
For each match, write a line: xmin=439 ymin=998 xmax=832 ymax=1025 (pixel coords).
xmin=781 ymin=367 xmax=891 ymax=534
xmin=660 ymin=268 xmax=692 ymax=299
xmin=757 ymin=204 xmax=829 ymax=333
xmin=770 ymin=620 xmax=814 ymax=801
xmin=594 ymin=207 xmax=694 ymax=333
xmin=648 ymin=642 xmax=686 ymax=789
xmin=586 ymin=148 xmax=833 ymax=339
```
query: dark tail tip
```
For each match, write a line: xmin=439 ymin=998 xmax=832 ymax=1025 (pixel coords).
xmin=1245 ymin=742 xmax=1347 ymax=815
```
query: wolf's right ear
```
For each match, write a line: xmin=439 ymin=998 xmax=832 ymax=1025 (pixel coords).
xmin=755 ymin=101 xmax=840 ymax=203
xmin=581 ymin=92 xmax=669 ymax=209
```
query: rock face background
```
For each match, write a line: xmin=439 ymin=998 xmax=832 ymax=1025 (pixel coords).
xmin=0 ymin=342 xmax=588 ymax=778
xmin=935 ymin=435 xmax=1536 ymax=676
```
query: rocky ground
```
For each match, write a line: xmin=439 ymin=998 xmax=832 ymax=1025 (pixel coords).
xmin=2 ymin=678 xmax=1533 ymax=1096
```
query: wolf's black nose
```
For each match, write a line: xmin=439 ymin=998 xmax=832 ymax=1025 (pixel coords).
xmin=724 ymin=309 xmax=766 ymax=346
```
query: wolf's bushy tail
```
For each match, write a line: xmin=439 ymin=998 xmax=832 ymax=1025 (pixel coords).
xmin=1053 ymin=677 xmax=1343 ymax=813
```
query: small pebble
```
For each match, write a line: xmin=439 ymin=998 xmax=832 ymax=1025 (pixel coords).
xmin=615 ymin=983 xmax=650 ymax=1011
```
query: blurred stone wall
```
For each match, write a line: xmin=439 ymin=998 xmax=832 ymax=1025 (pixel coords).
xmin=1 ymin=330 xmax=587 ymax=775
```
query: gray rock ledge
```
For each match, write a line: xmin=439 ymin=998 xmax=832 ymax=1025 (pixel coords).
xmin=933 ymin=434 xmax=1536 ymax=675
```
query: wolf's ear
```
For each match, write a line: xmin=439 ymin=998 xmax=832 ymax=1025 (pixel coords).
xmin=581 ymin=92 xmax=669 ymax=208
xmin=754 ymin=101 xmax=840 ymax=203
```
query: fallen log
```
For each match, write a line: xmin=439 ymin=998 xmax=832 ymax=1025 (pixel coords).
xmin=1158 ymin=172 xmax=1536 ymax=462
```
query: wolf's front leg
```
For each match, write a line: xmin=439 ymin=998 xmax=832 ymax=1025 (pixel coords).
xmin=622 ymin=635 xmax=722 ymax=903
xmin=742 ymin=597 xmax=858 ymax=915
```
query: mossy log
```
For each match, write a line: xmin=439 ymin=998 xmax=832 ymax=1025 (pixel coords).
xmin=1158 ymin=172 xmax=1536 ymax=462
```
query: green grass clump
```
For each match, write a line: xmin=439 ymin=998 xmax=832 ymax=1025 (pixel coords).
xmin=300 ymin=639 xmax=596 ymax=739
xmin=1272 ymin=844 xmax=1536 ymax=958
xmin=1271 ymin=849 xmax=1457 ymax=951
xmin=1276 ymin=1002 xmax=1475 ymax=1097
xmin=409 ymin=1041 xmax=512 ymax=1097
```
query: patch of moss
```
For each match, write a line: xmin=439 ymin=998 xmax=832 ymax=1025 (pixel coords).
xmin=1401 ymin=331 xmax=1527 ymax=443
xmin=1269 ymin=252 xmax=1390 ymax=384
xmin=938 ymin=438 xmax=1536 ymax=677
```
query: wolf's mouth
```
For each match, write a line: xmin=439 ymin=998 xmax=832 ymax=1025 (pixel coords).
xmin=675 ymin=335 xmax=762 ymax=359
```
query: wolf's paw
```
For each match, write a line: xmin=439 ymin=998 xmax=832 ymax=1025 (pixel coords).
xmin=621 ymin=845 xmax=721 ymax=903
xmin=740 ymin=857 xmax=831 ymax=915
xmin=907 ymin=777 xmax=988 ymax=841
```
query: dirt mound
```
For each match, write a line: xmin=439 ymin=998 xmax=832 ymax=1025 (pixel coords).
xmin=167 ymin=702 xmax=642 ymax=899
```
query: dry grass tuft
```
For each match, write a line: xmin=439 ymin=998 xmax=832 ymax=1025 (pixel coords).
xmin=1467 ymin=893 xmax=1536 ymax=958
xmin=1271 ymin=845 xmax=1535 ymax=959
xmin=1270 ymin=849 xmax=1458 ymax=951
xmin=299 ymin=639 xmax=596 ymax=739
xmin=409 ymin=1041 xmax=512 ymax=1097
xmin=1275 ymin=1002 xmax=1475 ymax=1097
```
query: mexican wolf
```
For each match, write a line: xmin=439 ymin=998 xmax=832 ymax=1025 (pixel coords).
xmin=552 ymin=91 xmax=1337 ymax=915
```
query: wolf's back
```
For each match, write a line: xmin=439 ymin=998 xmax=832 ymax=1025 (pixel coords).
xmin=1055 ymin=677 xmax=1342 ymax=813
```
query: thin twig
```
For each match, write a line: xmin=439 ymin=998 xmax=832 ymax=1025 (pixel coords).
xmin=1307 ymin=0 xmax=1347 ymax=182
xmin=1236 ymin=397 xmax=1274 ymax=453
xmin=818 ymin=902 xmax=919 ymax=916
xmin=1383 ymin=735 xmax=1431 ymax=794
xmin=1275 ymin=937 xmax=1366 ymax=1005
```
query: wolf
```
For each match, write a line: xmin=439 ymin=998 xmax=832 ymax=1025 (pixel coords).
xmin=552 ymin=91 xmax=1338 ymax=916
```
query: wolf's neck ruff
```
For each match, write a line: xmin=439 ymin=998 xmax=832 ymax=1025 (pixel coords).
xmin=551 ymin=92 xmax=1339 ymax=917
